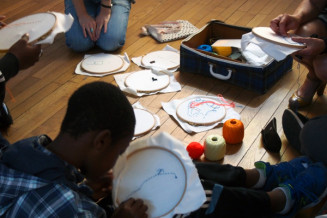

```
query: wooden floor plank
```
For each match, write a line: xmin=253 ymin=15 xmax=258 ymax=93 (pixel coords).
xmin=1 ymin=0 xmax=317 ymax=167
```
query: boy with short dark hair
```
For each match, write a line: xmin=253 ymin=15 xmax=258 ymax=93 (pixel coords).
xmin=0 ymin=81 xmax=148 ymax=217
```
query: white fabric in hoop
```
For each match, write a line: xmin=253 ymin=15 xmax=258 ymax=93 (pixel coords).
xmin=112 ymin=132 xmax=206 ymax=218
xmin=0 ymin=12 xmax=56 ymax=51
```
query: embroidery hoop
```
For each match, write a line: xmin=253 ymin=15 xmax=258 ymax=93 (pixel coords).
xmin=252 ymin=27 xmax=306 ymax=48
xmin=176 ymin=97 xmax=226 ymax=126
xmin=134 ymin=108 xmax=156 ymax=137
xmin=81 ymin=54 xmax=124 ymax=74
xmin=124 ymin=70 xmax=170 ymax=93
xmin=0 ymin=12 xmax=57 ymax=52
xmin=141 ymin=50 xmax=180 ymax=70
xmin=113 ymin=146 xmax=187 ymax=218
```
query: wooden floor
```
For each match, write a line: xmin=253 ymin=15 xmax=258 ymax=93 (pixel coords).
xmin=1 ymin=0 xmax=326 ymax=171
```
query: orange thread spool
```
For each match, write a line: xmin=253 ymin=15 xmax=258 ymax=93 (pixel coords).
xmin=223 ymin=119 xmax=244 ymax=144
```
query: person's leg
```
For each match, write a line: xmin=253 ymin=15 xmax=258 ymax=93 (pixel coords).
xmin=277 ymin=162 xmax=327 ymax=217
xmin=194 ymin=162 xmax=247 ymax=187
xmin=313 ymin=53 xmax=327 ymax=82
xmin=195 ymin=156 xmax=312 ymax=191
xmin=282 ymin=109 xmax=308 ymax=152
xmin=252 ymin=156 xmax=312 ymax=192
xmin=186 ymin=180 xmax=272 ymax=218
xmin=189 ymin=161 xmax=327 ymax=218
xmin=210 ymin=185 xmax=272 ymax=218
xmin=64 ymin=0 xmax=96 ymax=52
xmin=96 ymin=0 xmax=131 ymax=51
xmin=300 ymin=114 xmax=327 ymax=165
xmin=289 ymin=18 xmax=327 ymax=109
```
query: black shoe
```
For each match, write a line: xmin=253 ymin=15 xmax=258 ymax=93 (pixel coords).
xmin=282 ymin=109 xmax=305 ymax=153
xmin=0 ymin=103 xmax=13 ymax=131
xmin=261 ymin=117 xmax=282 ymax=153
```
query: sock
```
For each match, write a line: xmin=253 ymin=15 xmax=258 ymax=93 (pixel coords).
xmin=275 ymin=187 xmax=295 ymax=214
xmin=252 ymin=168 xmax=266 ymax=189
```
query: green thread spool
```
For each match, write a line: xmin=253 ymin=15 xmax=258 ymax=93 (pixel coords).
xmin=204 ymin=134 xmax=226 ymax=161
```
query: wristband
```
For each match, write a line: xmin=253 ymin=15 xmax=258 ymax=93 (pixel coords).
xmin=0 ymin=71 xmax=5 ymax=83
xmin=100 ymin=3 xmax=112 ymax=8
xmin=322 ymin=38 xmax=327 ymax=54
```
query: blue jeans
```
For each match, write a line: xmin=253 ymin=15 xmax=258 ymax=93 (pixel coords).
xmin=65 ymin=0 xmax=131 ymax=52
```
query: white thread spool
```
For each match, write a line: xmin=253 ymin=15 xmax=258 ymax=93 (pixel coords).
xmin=204 ymin=134 xmax=226 ymax=161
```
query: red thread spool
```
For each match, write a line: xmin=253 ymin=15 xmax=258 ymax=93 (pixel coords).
xmin=223 ymin=119 xmax=244 ymax=144
xmin=186 ymin=142 xmax=204 ymax=159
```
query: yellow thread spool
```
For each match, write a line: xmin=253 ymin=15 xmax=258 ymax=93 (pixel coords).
xmin=204 ymin=134 xmax=226 ymax=161
xmin=212 ymin=46 xmax=232 ymax=57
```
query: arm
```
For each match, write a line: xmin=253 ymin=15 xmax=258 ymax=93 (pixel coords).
xmin=270 ymin=0 xmax=327 ymax=35
xmin=292 ymin=0 xmax=327 ymax=24
xmin=0 ymin=34 xmax=41 ymax=105
xmin=0 ymin=53 xmax=18 ymax=114
xmin=0 ymin=53 xmax=19 ymax=82
xmin=72 ymin=0 xmax=97 ymax=41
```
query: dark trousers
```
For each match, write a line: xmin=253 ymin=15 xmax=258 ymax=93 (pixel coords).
xmin=300 ymin=114 xmax=327 ymax=165
xmin=0 ymin=132 xmax=10 ymax=156
xmin=187 ymin=162 xmax=271 ymax=218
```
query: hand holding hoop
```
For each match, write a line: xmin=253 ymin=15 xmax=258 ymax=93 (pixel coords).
xmin=86 ymin=170 xmax=113 ymax=201
xmin=292 ymin=36 xmax=325 ymax=56
xmin=113 ymin=198 xmax=148 ymax=218
xmin=270 ymin=13 xmax=301 ymax=36
xmin=8 ymin=34 xmax=42 ymax=70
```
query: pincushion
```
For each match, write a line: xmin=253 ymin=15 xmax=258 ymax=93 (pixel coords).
xmin=186 ymin=142 xmax=204 ymax=159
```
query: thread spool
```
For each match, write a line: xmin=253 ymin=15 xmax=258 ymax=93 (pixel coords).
xmin=204 ymin=134 xmax=226 ymax=161
xmin=186 ymin=142 xmax=204 ymax=159
xmin=197 ymin=44 xmax=213 ymax=52
xmin=223 ymin=119 xmax=244 ymax=144
xmin=212 ymin=46 xmax=232 ymax=57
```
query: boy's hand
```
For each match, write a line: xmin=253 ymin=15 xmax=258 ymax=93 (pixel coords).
xmin=8 ymin=34 xmax=41 ymax=70
xmin=112 ymin=198 xmax=148 ymax=218
xmin=86 ymin=171 xmax=113 ymax=201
